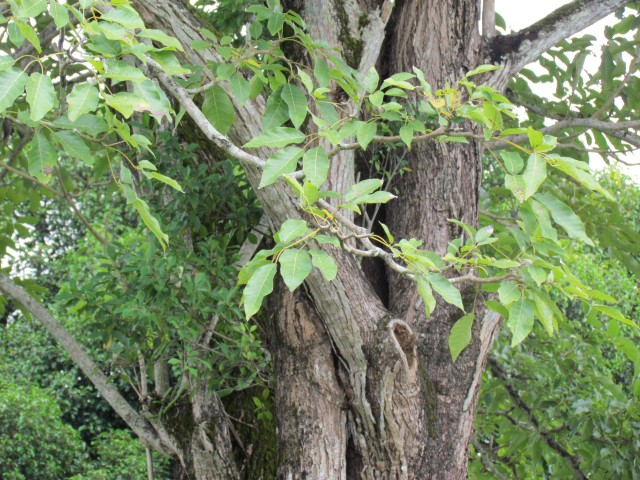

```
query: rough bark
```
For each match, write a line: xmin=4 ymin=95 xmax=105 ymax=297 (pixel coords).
xmin=383 ymin=1 xmax=488 ymax=477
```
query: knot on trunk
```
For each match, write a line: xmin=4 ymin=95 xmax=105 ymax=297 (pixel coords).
xmin=388 ymin=319 xmax=417 ymax=379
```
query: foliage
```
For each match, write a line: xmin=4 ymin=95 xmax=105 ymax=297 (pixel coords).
xmin=470 ymin=172 xmax=640 ymax=478
xmin=0 ymin=380 xmax=86 ymax=480
xmin=68 ymin=429 xmax=171 ymax=480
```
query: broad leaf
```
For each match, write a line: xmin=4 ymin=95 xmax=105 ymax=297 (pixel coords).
xmin=262 ymin=86 xmax=289 ymax=130
xmin=417 ymin=276 xmax=436 ymax=317
xmin=276 ymin=219 xmax=310 ymax=244
xmin=260 ymin=146 xmax=304 ymax=187
xmin=54 ymin=131 xmax=93 ymax=165
xmin=449 ymin=313 xmax=474 ymax=362
xmin=522 ymin=153 xmax=546 ymax=199
xmin=534 ymin=193 xmax=593 ymax=246
xmin=345 ymin=179 xmax=383 ymax=203
xmin=0 ymin=68 xmax=28 ymax=113
xmin=427 ymin=273 xmax=464 ymax=311
xmin=356 ymin=122 xmax=377 ymax=150
xmin=26 ymin=72 xmax=55 ymax=121
xmin=507 ymin=298 xmax=535 ymax=347
xmin=281 ymin=83 xmax=307 ymax=128
xmin=25 ymin=131 xmax=57 ymax=183
xmin=302 ymin=147 xmax=329 ymax=186
xmin=501 ymin=151 xmax=523 ymax=174
xmin=279 ymin=248 xmax=312 ymax=291
xmin=310 ymin=249 xmax=337 ymax=281
xmin=202 ymin=85 xmax=235 ymax=135
xmin=244 ymin=127 xmax=305 ymax=149
xmin=243 ymin=263 xmax=277 ymax=319
xmin=100 ymin=5 xmax=144 ymax=30
xmin=67 ymin=83 xmax=100 ymax=121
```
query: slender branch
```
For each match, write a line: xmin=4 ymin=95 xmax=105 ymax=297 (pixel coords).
xmin=492 ymin=0 xmax=628 ymax=76
xmin=489 ymin=358 xmax=587 ymax=479
xmin=0 ymin=275 xmax=176 ymax=457
xmin=147 ymin=57 xmax=265 ymax=170
xmin=473 ymin=439 xmax=508 ymax=480
xmin=329 ymin=127 xmax=448 ymax=158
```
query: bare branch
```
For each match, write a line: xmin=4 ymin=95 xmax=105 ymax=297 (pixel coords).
xmin=492 ymin=0 xmax=628 ymax=77
xmin=358 ymin=0 xmax=396 ymax=75
xmin=0 ymin=275 xmax=176 ymax=458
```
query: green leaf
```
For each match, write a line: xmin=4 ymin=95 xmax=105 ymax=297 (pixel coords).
xmin=356 ymin=122 xmax=377 ymax=150
xmin=379 ymin=222 xmax=394 ymax=243
xmin=132 ymin=80 xmax=172 ymax=120
xmin=276 ymin=219 xmax=310 ymax=244
xmin=522 ymin=153 xmax=546 ymax=199
xmin=548 ymin=156 xmax=612 ymax=199
xmin=101 ymin=5 xmax=144 ymax=30
xmin=17 ymin=0 xmax=47 ymax=18
xmin=507 ymin=299 xmax=535 ymax=347
xmin=25 ymin=131 xmax=57 ymax=183
xmin=530 ymin=198 xmax=558 ymax=242
xmin=302 ymin=147 xmax=329 ymax=186
xmin=150 ymin=51 xmax=190 ymax=75
xmin=399 ymin=124 xmax=413 ymax=148
xmin=427 ymin=273 xmax=464 ymax=311
xmin=297 ymin=67 xmax=314 ymax=93
xmin=132 ymin=197 xmax=169 ymax=250
xmin=505 ymin=174 xmax=526 ymax=203
xmin=262 ymin=86 xmax=289 ymax=130
xmin=363 ymin=67 xmax=379 ymax=93
xmin=593 ymin=305 xmax=638 ymax=329
xmin=345 ymin=178 xmax=383 ymax=203
xmin=281 ymin=83 xmax=308 ymax=129
xmin=500 ymin=151 xmax=523 ymax=174
xmin=49 ymin=1 xmax=69 ymax=28
xmin=533 ymin=293 xmax=555 ymax=336
xmin=202 ymin=85 xmax=235 ymax=135
xmin=244 ymin=127 xmax=306 ymax=149
xmin=104 ymin=92 xmax=151 ymax=118
xmin=67 ymin=83 xmax=100 ymax=121
xmin=137 ymin=29 xmax=183 ymax=51
xmin=267 ymin=12 xmax=284 ymax=35
xmin=498 ymin=281 xmax=520 ymax=305
xmin=0 ymin=54 xmax=15 ymax=71
xmin=243 ymin=263 xmax=277 ymax=319
xmin=464 ymin=64 xmax=501 ymax=78
xmin=449 ymin=313 xmax=474 ymax=362
xmin=534 ymin=192 xmax=593 ymax=246
xmin=53 ymin=114 xmax=107 ymax=136
xmin=54 ymin=131 xmax=93 ymax=165
xmin=0 ymin=68 xmax=27 ymax=113
xmin=144 ymin=171 xmax=184 ymax=192
xmin=351 ymin=191 xmax=396 ymax=204
xmin=417 ymin=276 xmax=436 ymax=317
xmin=310 ymin=249 xmax=337 ymax=281
xmin=279 ymin=248 xmax=312 ymax=291
xmin=104 ymin=59 xmax=147 ymax=84
xmin=26 ymin=72 xmax=55 ymax=121
xmin=229 ymin=73 xmax=251 ymax=107
xmin=527 ymin=126 xmax=543 ymax=150
xmin=315 ymin=235 xmax=341 ymax=247
xmin=260 ymin=146 xmax=304 ymax=187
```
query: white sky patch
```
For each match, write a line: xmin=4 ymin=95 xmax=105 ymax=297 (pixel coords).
xmin=496 ymin=1 xmax=640 ymax=180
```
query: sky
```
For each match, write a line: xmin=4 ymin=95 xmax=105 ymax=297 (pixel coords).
xmin=495 ymin=0 xmax=640 ymax=180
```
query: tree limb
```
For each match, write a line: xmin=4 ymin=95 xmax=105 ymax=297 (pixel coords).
xmin=0 ymin=274 xmax=177 ymax=458
xmin=491 ymin=0 xmax=628 ymax=77
xmin=482 ymin=0 xmax=496 ymax=39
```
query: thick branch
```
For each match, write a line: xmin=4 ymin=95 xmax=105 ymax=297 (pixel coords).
xmin=0 ymin=275 xmax=176 ymax=457
xmin=492 ymin=0 xmax=628 ymax=78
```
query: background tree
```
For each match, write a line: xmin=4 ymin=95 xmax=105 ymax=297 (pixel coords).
xmin=0 ymin=0 xmax=639 ymax=479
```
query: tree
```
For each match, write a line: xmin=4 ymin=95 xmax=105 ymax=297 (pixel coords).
xmin=0 ymin=0 xmax=639 ymax=478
